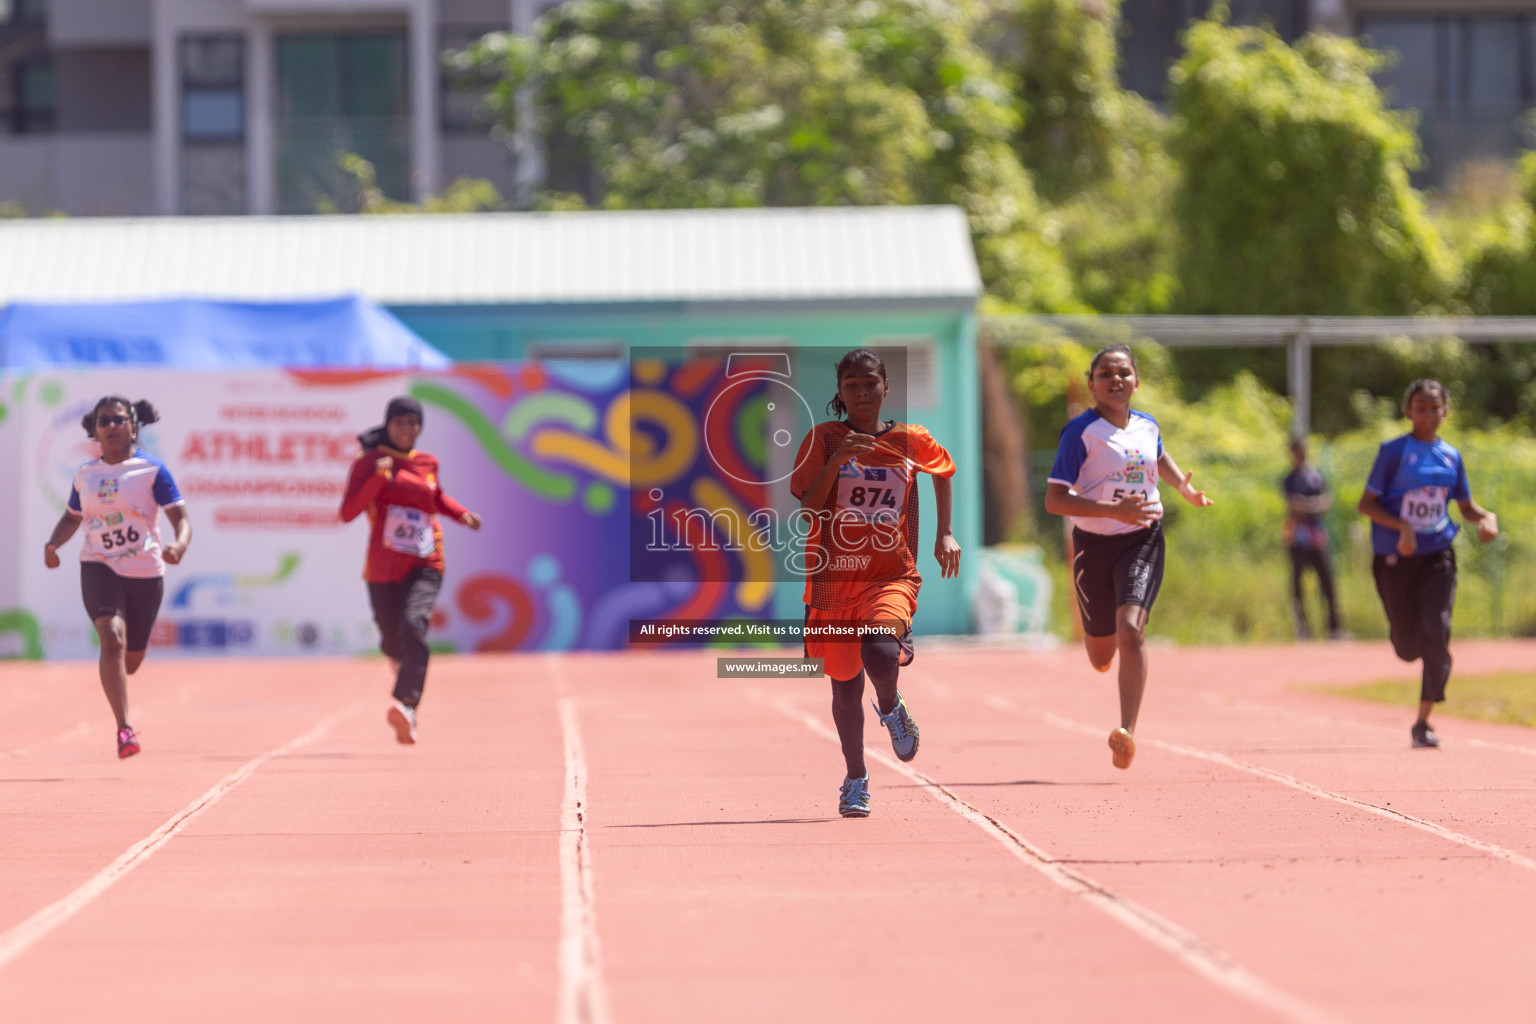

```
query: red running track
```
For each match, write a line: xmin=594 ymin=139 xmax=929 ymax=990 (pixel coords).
xmin=2 ymin=640 xmax=1535 ymax=1022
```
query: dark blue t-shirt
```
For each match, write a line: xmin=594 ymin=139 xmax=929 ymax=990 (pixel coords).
xmin=1363 ymin=435 xmax=1470 ymax=556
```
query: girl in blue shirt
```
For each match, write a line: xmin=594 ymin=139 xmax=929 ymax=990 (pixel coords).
xmin=1358 ymin=380 xmax=1498 ymax=749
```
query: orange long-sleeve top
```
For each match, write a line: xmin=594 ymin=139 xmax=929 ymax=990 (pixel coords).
xmin=339 ymin=445 xmax=470 ymax=583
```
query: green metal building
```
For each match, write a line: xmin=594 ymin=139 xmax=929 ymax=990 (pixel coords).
xmin=0 ymin=206 xmax=984 ymax=632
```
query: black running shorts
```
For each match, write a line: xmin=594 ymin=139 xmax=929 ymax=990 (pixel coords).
xmin=80 ymin=562 xmax=165 ymax=651
xmin=1071 ymin=524 xmax=1165 ymax=638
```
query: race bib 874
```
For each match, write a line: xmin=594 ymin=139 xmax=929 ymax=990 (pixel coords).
xmin=835 ymin=465 xmax=907 ymax=524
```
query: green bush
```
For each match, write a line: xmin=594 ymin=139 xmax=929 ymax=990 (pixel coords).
xmin=1168 ymin=17 xmax=1455 ymax=317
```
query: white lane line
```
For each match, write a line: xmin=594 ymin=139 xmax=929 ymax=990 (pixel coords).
xmin=0 ymin=705 xmax=353 ymax=970
xmin=1019 ymin=702 xmax=1536 ymax=874
xmin=763 ymin=692 xmax=1340 ymax=1024
xmin=1192 ymin=690 xmax=1536 ymax=760
xmin=557 ymin=698 xmax=612 ymax=1024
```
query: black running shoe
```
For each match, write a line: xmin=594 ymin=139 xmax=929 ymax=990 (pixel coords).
xmin=1411 ymin=721 xmax=1441 ymax=749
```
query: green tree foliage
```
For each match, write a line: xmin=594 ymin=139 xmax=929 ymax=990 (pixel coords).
xmin=333 ymin=154 xmax=507 ymax=214
xmin=1168 ymin=16 xmax=1455 ymax=317
xmin=1461 ymin=152 xmax=1536 ymax=315
xmin=461 ymin=0 xmax=1079 ymax=311
xmin=994 ymin=0 xmax=1177 ymax=312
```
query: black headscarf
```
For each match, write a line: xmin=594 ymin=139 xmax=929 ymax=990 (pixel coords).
xmin=358 ymin=396 xmax=424 ymax=450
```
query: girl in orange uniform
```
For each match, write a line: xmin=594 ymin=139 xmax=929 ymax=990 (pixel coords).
xmin=790 ymin=350 xmax=961 ymax=817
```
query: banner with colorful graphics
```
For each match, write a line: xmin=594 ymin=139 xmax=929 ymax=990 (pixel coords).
xmin=0 ymin=360 xmax=780 ymax=660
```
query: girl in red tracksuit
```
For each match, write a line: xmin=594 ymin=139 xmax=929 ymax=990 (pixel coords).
xmin=340 ymin=396 xmax=481 ymax=744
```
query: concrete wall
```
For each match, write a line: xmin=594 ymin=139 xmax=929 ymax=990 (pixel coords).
xmin=0 ymin=134 xmax=153 ymax=215
xmin=49 ymin=0 xmax=151 ymax=45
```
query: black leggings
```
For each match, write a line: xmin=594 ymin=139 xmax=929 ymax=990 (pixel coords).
xmin=367 ymin=567 xmax=443 ymax=707
xmin=1373 ymin=549 xmax=1456 ymax=703
xmin=829 ymin=634 xmax=905 ymax=778
xmin=1289 ymin=546 xmax=1340 ymax=637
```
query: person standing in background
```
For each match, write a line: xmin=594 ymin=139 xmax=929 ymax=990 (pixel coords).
xmin=1283 ymin=438 xmax=1343 ymax=641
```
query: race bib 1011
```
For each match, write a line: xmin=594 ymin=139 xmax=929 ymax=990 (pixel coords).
xmin=383 ymin=505 xmax=435 ymax=558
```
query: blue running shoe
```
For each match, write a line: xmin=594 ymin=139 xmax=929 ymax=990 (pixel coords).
xmin=874 ymin=693 xmax=920 ymax=762
xmin=839 ymin=774 xmax=871 ymax=817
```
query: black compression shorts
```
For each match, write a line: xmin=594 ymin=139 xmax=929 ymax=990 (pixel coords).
xmin=1071 ymin=524 xmax=1165 ymax=638
xmin=80 ymin=562 xmax=165 ymax=651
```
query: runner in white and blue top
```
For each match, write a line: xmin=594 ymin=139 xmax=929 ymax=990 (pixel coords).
xmin=1044 ymin=344 xmax=1213 ymax=771
xmin=42 ymin=396 xmax=192 ymax=760
xmin=1358 ymin=380 xmax=1498 ymax=749
xmin=1048 ymin=408 xmax=1164 ymax=537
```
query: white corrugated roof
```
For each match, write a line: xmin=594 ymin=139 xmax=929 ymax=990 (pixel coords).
xmin=0 ymin=206 xmax=981 ymax=307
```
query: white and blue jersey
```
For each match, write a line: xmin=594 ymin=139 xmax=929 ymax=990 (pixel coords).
xmin=67 ymin=449 xmax=185 ymax=579
xmin=1048 ymin=409 xmax=1163 ymax=536
xmin=1364 ymin=435 xmax=1469 ymax=557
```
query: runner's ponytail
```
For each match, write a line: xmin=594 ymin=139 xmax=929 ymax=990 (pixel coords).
xmin=81 ymin=396 xmax=160 ymax=436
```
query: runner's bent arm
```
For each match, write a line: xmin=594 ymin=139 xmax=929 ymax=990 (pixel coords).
xmin=1357 ymin=490 xmax=1417 ymax=556
xmin=434 ymin=485 xmax=481 ymax=531
xmin=931 ymin=474 xmax=961 ymax=579
xmin=42 ymin=511 xmax=80 ymax=568
xmin=339 ymin=452 xmax=390 ymax=523
xmin=1457 ymin=498 xmax=1499 ymax=543
xmin=1158 ymin=450 xmax=1213 ymax=507
xmin=162 ymin=504 xmax=192 ymax=565
xmin=797 ymin=432 xmax=877 ymax=512
xmin=1044 ymin=482 xmax=1158 ymax=527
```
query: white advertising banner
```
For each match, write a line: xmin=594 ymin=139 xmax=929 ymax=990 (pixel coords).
xmin=11 ymin=369 xmax=406 ymax=659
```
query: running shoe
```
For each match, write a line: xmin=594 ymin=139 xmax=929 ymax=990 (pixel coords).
xmin=1411 ymin=721 xmax=1441 ymax=749
xmin=839 ymin=774 xmax=871 ymax=818
xmin=874 ymin=693 xmax=920 ymax=762
xmin=116 ymin=726 xmax=140 ymax=759
xmin=1108 ymin=727 xmax=1135 ymax=769
xmin=388 ymin=700 xmax=418 ymax=745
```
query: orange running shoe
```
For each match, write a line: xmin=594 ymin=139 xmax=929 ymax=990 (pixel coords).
xmin=1108 ymin=727 xmax=1135 ymax=770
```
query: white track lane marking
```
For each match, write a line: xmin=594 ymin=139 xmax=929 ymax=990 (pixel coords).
xmin=557 ymin=698 xmax=612 ymax=1024
xmin=1011 ymin=700 xmax=1536 ymax=873
xmin=0 ymin=704 xmax=354 ymax=970
xmin=1191 ymin=689 xmax=1536 ymax=760
xmin=762 ymin=692 xmax=1340 ymax=1024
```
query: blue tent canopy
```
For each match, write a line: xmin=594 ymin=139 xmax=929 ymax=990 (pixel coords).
xmin=0 ymin=296 xmax=450 ymax=369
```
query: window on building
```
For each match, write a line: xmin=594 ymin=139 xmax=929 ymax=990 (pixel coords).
xmin=181 ymin=36 xmax=244 ymax=142
xmin=8 ymin=59 xmax=54 ymax=133
xmin=1 ymin=0 xmax=48 ymax=22
xmin=1119 ymin=0 xmax=1308 ymax=103
xmin=275 ymin=32 xmax=410 ymax=212
xmin=1362 ymin=16 xmax=1534 ymax=182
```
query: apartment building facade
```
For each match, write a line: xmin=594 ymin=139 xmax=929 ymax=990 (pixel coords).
xmin=0 ymin=0 xmax=557 ymax=216
xmin=1121 ymin=0 xmax=1536 ymax=184
xmin=6 ymin=0 xmax=1536 ymax=216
